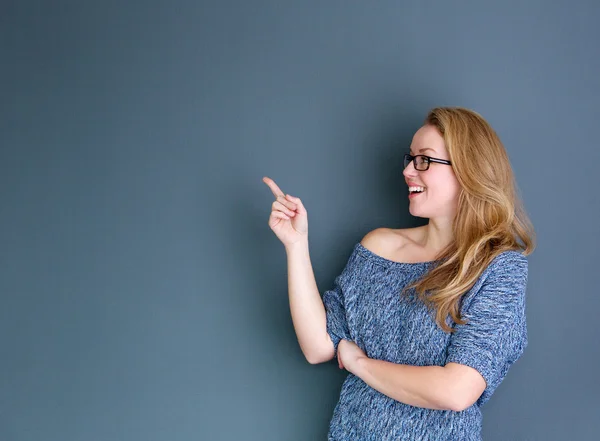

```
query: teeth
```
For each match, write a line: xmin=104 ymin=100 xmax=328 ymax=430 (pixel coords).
xmin=409 ymin=186 xmax=426 ymax=193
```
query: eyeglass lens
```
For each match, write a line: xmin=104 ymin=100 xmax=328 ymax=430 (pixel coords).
xmin=404 ymin=155 xmax=429 ymax=170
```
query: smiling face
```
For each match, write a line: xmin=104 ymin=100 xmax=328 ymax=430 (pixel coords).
xmin=402 ymin=124 xmax=461 ymax=220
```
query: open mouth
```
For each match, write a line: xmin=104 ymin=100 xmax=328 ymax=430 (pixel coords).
xmin=408 ymin=189 xmax=426 ymax=198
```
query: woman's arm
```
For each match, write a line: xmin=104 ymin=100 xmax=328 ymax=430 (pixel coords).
xmin=286 ymin=241 xmax=333 ymax=364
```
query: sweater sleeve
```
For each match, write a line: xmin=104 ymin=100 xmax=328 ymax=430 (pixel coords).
xmin=322 ymin=272 xmax=352 ymax=359
xmin=444 ymin=252 xmax=529 ymax=407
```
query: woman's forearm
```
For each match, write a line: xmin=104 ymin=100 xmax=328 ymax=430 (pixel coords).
xmin=353 ymin=357 xmax=456 ymax=411
xmin=285 ymin=241 xmax=330 ymax=364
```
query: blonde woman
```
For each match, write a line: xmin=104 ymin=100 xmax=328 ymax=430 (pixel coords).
xmin=263 ymin=106 xmax=535 ymax=440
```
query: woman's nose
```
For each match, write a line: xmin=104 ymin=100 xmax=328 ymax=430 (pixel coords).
xmin=403 ymin=161 xmax=417 ymax=176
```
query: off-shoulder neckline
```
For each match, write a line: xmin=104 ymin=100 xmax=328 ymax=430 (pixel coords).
xmin=354 ymin=242 xmax=443 ymax=268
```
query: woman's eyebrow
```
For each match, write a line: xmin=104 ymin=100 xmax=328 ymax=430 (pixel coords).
xmin=409 ymin=147 xmax=436 ymax=154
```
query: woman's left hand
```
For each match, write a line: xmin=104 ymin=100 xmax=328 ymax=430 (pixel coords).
xmin=337 ymin=339 xmax=368 ymax=375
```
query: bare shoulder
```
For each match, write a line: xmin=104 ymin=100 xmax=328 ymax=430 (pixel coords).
xmin=360 ymin=226 xmax=429 ymax=263
xmin=360 ymin=227 xmax=416 ymax=254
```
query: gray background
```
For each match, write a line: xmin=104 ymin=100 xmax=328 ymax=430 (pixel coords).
xmin=1 ymin=0 xmax=598 ymax=440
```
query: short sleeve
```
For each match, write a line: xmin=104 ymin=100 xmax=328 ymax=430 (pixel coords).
xmin=445 ymin=252 xmax=529 ymax=407
xmin=322 ymin=273 xmax=352 ymax=359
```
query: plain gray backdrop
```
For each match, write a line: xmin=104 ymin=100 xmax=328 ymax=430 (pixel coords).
xmin=1 ymin=0 xmax=599 ymax=440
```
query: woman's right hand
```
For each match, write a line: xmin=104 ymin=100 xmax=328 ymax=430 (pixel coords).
xmin=262 ymin=176 xmax=308 ymax=247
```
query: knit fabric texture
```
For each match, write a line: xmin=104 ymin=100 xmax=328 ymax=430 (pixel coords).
xmin=322 ymin=242 xmax=529 ymax=441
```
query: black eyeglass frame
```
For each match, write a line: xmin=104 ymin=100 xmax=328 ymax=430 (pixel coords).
xmin=403 ymin=153 xmax=452 ymax=171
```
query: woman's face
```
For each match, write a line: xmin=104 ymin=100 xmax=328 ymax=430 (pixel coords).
xmin=402 ymin=124 xmax=461 ymax=220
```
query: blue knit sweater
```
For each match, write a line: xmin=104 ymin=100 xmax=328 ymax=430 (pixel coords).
xmin=322 ymin=242 xmax=529 ymax=441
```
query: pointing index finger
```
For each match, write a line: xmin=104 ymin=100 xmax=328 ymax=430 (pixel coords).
xmin=262 ymin=176 xmax=285 ymax=198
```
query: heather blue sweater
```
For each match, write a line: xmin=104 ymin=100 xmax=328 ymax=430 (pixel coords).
xmin=322 ymin=242 xmax=529 ymax=441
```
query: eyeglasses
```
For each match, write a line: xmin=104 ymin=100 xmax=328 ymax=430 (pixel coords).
xmin=403 ymin=153 xmax=452 ymax=171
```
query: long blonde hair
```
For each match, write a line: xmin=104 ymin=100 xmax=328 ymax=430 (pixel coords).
xmin=401 ymin=106 xmax=536 ymax=333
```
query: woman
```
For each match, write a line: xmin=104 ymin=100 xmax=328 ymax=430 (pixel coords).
xmin=263 ymin=106 xmax=536 ymax=440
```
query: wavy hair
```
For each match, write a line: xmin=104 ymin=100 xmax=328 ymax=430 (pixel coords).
xmin=400 ymin=106 xmax=536 ymax=333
